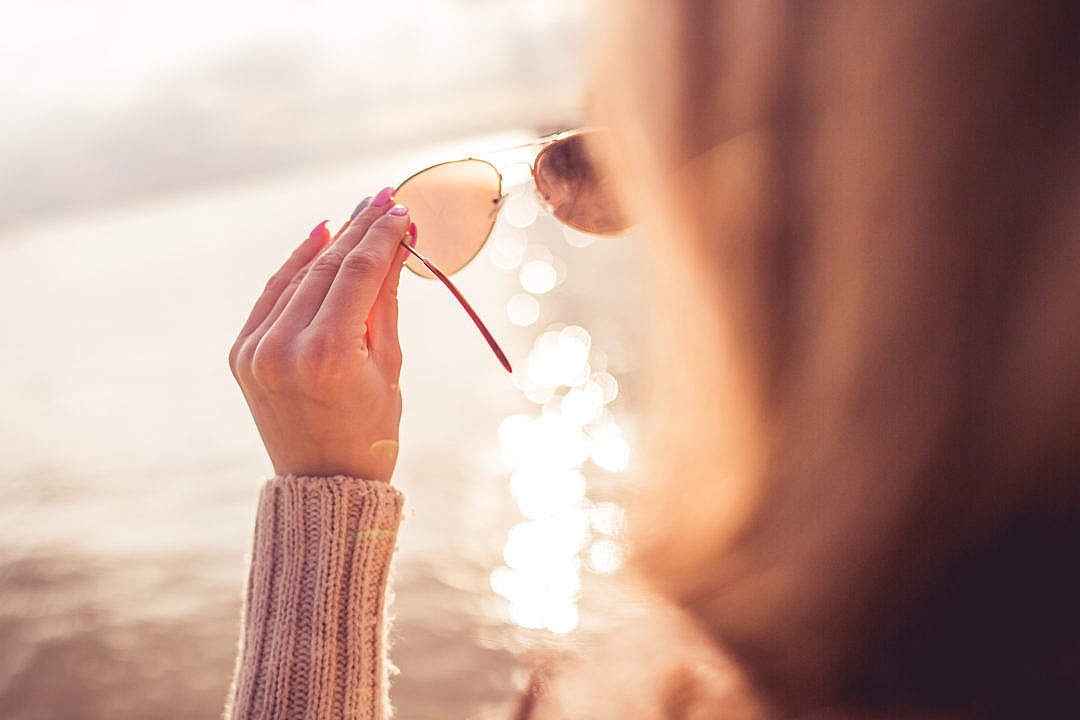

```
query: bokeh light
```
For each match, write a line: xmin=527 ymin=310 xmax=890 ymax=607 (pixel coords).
xmin=552 ymin=255 xmax=568 ymax=287
xmin=494 ymin=319 xmax=629 ymax=633
xmin=519 ymin=260 xmax=557 ymax=294
xmin=500 ymin=411 xmax=589 ymax=472
xmin=506 ymin=293 xmax=540 ymax=326
xmin=490 ymin=228 xmax=529 ymax=270
xmin=561 ymin=380 xmax=605 ymax=426
xmin=504 ymin=191 xmax=539 ymax=228
xmin=588 ymin=420 xmax=630 ymax=472
xmin=562 ymin=224 xmax=595 ymax=248
xmin=486 ymin=142 xmax=635 ymax=636
xmin=524 ymin=326 xmax=591 ymax=390
xmin=591 ymin=370 xmax=619 ymax=403
xmin=510 ymin=468 xmax=586 ymax=520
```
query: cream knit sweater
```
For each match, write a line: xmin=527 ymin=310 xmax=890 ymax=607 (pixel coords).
xmin=225 ymin=475 xmax=405 ymax=720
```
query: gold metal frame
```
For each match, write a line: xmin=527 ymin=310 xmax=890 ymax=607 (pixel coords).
xmin=530 ymin=128 xmax=635 ymax=238
xmin=393 ymin=157 xmax=504 ymax=280
xmin=389 ymin=127 xmax=629 ymax=374
xmin=393 ymin=127 xmax=629 ymax=278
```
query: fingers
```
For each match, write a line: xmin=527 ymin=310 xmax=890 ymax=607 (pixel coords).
xmin=237 ymin=221 xmax=330 ymax=339
xmin=367 ymin=222 xmax=416 ymax=371
xmin=248 ymin=195 xmax=375 ymax=340
xmin=274 ymin=187 xmax=396 ymax=332
xmin=231 ymin=221 xmax=330 ymax=380
xmin=248 ymin=256 xmax=313 ymax=339
xmin=310 ymin=207 xmax=412 ymax=352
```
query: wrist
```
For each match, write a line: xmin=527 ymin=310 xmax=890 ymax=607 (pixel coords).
xmin=272 ymin=439 xmax=399 ymax=483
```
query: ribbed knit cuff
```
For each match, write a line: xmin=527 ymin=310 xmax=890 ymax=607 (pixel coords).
xmin=227 ymin=475 xmax=405 ymax=720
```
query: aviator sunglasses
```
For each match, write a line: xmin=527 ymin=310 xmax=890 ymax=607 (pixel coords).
xmin=385 ymin=128 xmax=632 ymax=373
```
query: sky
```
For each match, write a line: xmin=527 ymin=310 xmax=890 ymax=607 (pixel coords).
xmin=0 ymin=0 xmax=587 ymax=229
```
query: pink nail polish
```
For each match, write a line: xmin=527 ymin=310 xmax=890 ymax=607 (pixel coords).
xmin=309 ymin=220 xmax=329 ymax=239
xmin=388 ymin=204 xmax=408 ymax=216
xmin=372 ymin=187 xmax=394 ymax=207
xmin=408 ymin=222 xmax=418 ymax=246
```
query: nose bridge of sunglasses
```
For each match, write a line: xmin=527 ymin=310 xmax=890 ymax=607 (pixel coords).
xmin=498 ymin=160 xmax=536 ymax=195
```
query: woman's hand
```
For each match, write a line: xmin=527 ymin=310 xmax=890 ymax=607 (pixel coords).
xmin=229 ymin=189 xmax=415 ymax=483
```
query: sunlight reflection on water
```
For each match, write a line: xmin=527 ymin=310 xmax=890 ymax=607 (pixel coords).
xmin=487 ymin=220 xmax=632 ymax=632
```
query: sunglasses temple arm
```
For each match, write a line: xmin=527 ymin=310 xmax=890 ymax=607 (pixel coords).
xmin=399 ymin=241 xmax=513 ymax=374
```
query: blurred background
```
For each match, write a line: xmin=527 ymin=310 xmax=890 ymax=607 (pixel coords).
xmin=0 ymin=1 xmax=646 ymax=718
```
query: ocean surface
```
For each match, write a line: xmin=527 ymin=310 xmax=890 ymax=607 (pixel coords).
xmin=0 ymin=133 xmax=647 ymax=719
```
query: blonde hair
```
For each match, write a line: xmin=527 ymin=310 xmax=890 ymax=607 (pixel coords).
xmin=593 ymin=2 xmax=1080 ymax=715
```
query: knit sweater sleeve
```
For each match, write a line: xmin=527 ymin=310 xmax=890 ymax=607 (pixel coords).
xmin=225 ymin=475 xmax=405 ymax=720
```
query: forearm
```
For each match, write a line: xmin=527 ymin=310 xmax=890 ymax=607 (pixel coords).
xmin=226 ymin=475 xmax=404 ymax=720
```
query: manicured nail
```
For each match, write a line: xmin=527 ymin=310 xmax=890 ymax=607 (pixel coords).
xmin=372 ymin=187 xmax=394 ymax=207
xmin=408 ymin=222 xmax=418 ymax=246
xmin=350 ymin=197 xmax=371 ymax=219
xmin=388 ymin=204 xmax=408 ymax=216
xmin=309 ymin=220 xmax=329 ymax=238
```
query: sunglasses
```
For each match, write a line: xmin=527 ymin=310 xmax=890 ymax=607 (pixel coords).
xmin=390 ymin=128 xmax=632 ymax=374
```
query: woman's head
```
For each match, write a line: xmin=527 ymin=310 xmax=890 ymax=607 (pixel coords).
xmin=592 ymin=1 xmax=1080 ymax=715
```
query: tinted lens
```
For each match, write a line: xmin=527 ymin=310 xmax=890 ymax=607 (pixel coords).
xmin=533 ymin=131 xmax=631 ymax=235
xmin=394 ymin=159 xmax=502 ymax=278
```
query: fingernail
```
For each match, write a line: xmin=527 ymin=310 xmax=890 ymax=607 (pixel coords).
xmin=388 ymin=204 xmax=408 ymax=216
xmin=408 ymin=222 xmax=418 ymax=246
xmin=350 ymin=197 xmax=371 ymax=219
xmin=309 ymin=220 xmax=329 ymax=238
xmin=372 ymin=187 xmax=394 ymax=207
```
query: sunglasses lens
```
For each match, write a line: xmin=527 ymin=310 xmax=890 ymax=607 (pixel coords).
xmin=533 ymin=131 xmax=632 ymax=235
xmin=394 ymin=159 xmax=502 ymax=278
